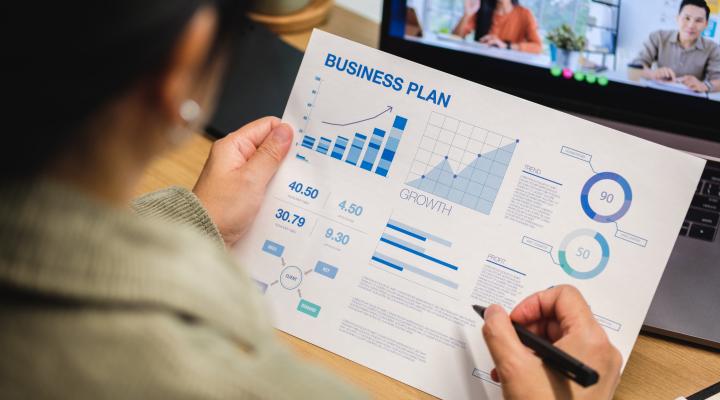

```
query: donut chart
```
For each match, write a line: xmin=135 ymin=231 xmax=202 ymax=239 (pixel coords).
xmin=580 ymin=172 xmax=632 ymax=223
xmin=558 ymin=229 xmax=610 ymax=279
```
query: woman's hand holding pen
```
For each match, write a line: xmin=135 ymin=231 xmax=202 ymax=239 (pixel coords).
xmin=482 ymin=285 xmax=623 ymax=400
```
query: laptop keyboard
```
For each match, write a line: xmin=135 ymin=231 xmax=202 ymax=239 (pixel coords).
xmin=681 ymin=159 xmax=720 ymax=242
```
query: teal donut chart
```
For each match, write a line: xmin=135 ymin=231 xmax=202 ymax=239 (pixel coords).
xmin=558 ymin=229 xmax=610 ymax=279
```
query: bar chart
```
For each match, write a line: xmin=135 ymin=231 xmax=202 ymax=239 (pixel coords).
xmin=297 ymin=114 xmax=408 ymax=178
xmin=370 ymin=218 xmax=460 ymax=293
xmin=405 ymin=112 xmax=518 ymax=215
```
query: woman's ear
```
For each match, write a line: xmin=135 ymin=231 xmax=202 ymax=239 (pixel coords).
xmin=156 ymin=7 xmax=218 ymax=126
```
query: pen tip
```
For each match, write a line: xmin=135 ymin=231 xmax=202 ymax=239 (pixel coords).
xmin=472 ymin=305 xmax=486 ymax=318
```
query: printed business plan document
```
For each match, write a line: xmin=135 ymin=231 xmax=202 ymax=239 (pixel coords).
xmin=233 ymin=30 xmax=705 ymax=399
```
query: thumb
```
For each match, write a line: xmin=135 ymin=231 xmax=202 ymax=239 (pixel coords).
xmin=482 ymin=304 xmax=529 ymax=379
xmin=241 ymin=123 xmax=293 ymax=186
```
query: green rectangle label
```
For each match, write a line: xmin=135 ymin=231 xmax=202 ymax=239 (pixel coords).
xmin=297 ymin=299 xmax=321 ymax=318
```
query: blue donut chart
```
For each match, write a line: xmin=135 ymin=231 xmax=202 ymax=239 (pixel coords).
xmin=558 ymin=229 xmax=610 ymax=279
xmin=580 ymin=172 xmax=632 ymax=223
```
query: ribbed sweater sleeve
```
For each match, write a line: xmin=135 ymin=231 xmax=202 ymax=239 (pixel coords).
xmin=132 ymin=187 xmax=224 ymax=246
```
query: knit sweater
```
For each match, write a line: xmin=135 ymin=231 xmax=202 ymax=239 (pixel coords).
xmin=0 ymin=181 xmax=365 ymax=399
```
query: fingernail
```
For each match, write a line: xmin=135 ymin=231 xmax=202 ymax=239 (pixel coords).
xmin=484 ymin=304 xmax=505 ymax=319
xmin=272 ymin=124 xmax=293 ymax=144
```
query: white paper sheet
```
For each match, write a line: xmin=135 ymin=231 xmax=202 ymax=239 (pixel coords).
xmin=233 ymin=30 xmax=705 ymax=400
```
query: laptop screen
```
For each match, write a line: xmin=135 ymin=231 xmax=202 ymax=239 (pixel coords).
xmin=380 ymin=0 xmax=720 ymax=141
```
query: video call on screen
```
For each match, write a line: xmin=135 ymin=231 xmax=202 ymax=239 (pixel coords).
xmin=393 ymin=0 xmax=720 ymax=102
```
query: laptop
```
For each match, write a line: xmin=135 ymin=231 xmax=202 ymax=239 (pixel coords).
xmin=379 ymin=0 xmax=720 ymax=349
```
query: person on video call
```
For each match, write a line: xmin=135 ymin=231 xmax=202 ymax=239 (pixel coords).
xmin=632 ymin=0 xmax=720 ymax=93
xmin=453 ymin=0 xmax=542 ymax=54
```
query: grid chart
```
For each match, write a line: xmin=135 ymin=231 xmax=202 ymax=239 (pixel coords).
xmin=406 ymin=112 xmax=518 ymax=215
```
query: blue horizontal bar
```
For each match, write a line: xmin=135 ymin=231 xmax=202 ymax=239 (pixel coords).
xmin=373 ymin=252 xmax=458 ymax=289
xmin=405 ymin=264 xmax=458 ymax=289
xmin=485 ymin=260 xmax=526 ymax=276
xmin=386 ymin=219 xmax=452 ymax=247
xmin=371 ymin=256 xmax=403 ymax=271
xmin=380 ymin=237 xmax=458 ymax=270
xmin=381 ymin=234 xmax=425 ymax=253
xmin=386 ymin=223 xmax=426 ymax=241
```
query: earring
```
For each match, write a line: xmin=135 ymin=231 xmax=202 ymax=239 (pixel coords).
xmin=169 ymin=99 xmax=201 ymax=145
xmin=179 ymin=99 xmax=201 ymax=123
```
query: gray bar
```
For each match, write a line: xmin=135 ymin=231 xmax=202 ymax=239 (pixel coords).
xmin=372 ymin=252 xmax=459 ymax=290
xmin=381 ymin=233 xmax=426 ymax=253
xmin=387 ymin=219 xmax=452 ymax=247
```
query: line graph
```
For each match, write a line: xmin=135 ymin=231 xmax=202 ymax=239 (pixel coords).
xmin=405 ymin=112 xmax=518 ymax=215
xmin=321 ymin=106 xmax=393 ymax=126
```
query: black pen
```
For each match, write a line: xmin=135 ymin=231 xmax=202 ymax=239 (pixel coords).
xmin=473 ymin=305 xmax=599 ymax=387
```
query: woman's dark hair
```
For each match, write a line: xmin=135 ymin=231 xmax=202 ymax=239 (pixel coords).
xmin=679 ymin=0 xmax=710 ymax=19
xmin=7 ymin=1 xmax=246 ymax=178
xmin=474 ymin=0 xmax=521 ymax=41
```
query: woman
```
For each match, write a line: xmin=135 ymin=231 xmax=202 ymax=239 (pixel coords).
xmin=453 ymin=0 xmax=543 ymax=54
xmin=1 ymin=1 xmax=621 ymax=398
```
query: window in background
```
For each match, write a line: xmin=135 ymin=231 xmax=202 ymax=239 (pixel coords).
xmin=524 ymin=0 xmax=590 ymax=37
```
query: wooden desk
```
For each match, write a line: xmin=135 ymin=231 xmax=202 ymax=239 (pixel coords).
xmin=135 ymin=6 xmax=720 ymax=399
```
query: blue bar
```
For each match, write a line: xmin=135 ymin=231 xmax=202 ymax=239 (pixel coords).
xmin=387 ymin=219 xmax=452 ymax=247
xmin=301 ymin=135 xmax=316 ymax=150
xmin=371 ymin=255 xmax=403 ymax=271
xmin=386 ymin=224 xmax=426 ymax=241
xmin=360 ymin=128 xmax=386 ymax=170
xmin=345 ymin=133 xmax=367 ymax=166
xmin=330 ymin=136 xmax=349 ymax=159
xmin=379 ymin=237 xmax=459 ymax=270
xmin=262 ymin=240 xmax=284 ymax=257
xmin=373 ymin=252 xmax=458 ymax=289
xmin=314 ymin=261 xmax=339 ymax=279
xmin=295 ymin=154 xmax=308 ymax=162
xmin=316 ymin=137 xmax=332 ymax=154
xmin=404 ymin=263 xmax=459 ymax=289
xmin=381 ymin=233 xmax=425 ymax=253
xmin=375 ymin=116 xmax=407 ymax=177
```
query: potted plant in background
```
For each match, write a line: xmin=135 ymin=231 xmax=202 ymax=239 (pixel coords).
xmin=546 ymin=24 xmax=587 ymax=70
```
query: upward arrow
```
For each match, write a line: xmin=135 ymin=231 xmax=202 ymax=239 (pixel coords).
xmin=321 ymin=106 xmax=393 ymax=127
